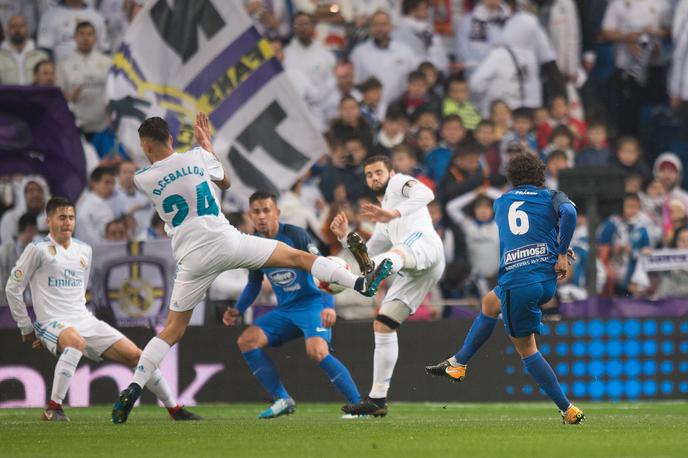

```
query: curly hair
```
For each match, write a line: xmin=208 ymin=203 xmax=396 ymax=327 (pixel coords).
xmin=507 ymin=153 xmax=546 ymax=187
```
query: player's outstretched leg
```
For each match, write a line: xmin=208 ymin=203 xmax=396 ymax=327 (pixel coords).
xmin=238 ymin=326 xmax=295 ymax=419
xmin=112 ymin=311 xmax=191 ymax=424
xmin=512 ymin=335 xmax=584 ymax=424
xmin=265 ymin=242 xmax=393 ymax=297
xmin=426 ymin=290 xmax=500 ymax=382
xmin=43 ymin=328 xmax=85 ymax=422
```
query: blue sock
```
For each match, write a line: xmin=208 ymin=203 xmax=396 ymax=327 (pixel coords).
xmin=242 ymin=349 xmax=290 ymax=400
xmin=318 ymin=354 xmax=361 ymax=403
xmin=522 ymin=352 xmax=571 ymax=411
xmin=453 ymin=313 xmax=499 ymax=365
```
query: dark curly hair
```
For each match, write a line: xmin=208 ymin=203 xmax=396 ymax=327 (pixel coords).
xmin=507 ymin=153 xmax=546 ymax=187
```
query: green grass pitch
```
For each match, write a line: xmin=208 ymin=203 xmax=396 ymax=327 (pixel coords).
xmin=1 ymin=402 xmax=687 ymax=458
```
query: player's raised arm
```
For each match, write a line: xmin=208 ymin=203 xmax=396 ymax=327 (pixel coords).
xmin=5 ymin=243 xmax=41 ymax=337
xmin=195 ymin=112 xmax=231 ymax=190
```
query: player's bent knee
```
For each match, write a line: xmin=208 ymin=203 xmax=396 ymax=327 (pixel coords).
xmin=481 ymin=291 xmax=501 ymax=318
xmin=305 ymin=338 xmax=329 ymax=362
xmin=237 ymin=327 xmax=264 ymax=352
xmin=375 ymin=300 xmax=410 ymax=331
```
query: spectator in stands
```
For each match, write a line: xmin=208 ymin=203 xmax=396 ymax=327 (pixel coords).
xmin=438 ymin=142 xmax=485 ymax=203
xmin=318 ymin=138 xmax=367 ymax=204
xmin=611 ymin=136 xmax=652 ymax=184
xmin=653 ymin=227 xmax=688 ymax=299
xmin=500 ymin=107 xmax=537 ymax=157
xmin=373 ymin=107 xmax=408 ymax=156
xmin=329 ymin=95 xmax=375 ymax=152
xmin=536 ymin=95 xmax=586 ymax=150
xmin=145 ymin=213 xmax=167 ymax=241
xmin=664 ymin=198 xmax=688 ymax=247
xmin=489 ymin=99 xmax=512 ymax=141
xmin=442 ymin=76 xmax=481 ymax=130
xmin=388 ymin=70 xmax=441 ymax=120
xmin=32 ymin=59 xmax=55 ymax=86
xmin=104 ymin=218 xmax=128 ymax=242
xmin=576 ymin=121 xmax=611 ymax=167
xmin=320 ymin=61 xmax=360 ymax=123
xmin=391 ymin=143 xmax=435 ymax=191
xmin=0 ymin=212 xmax=38 ymax=306
xmin=671 ymin=0 xmax=688 ymax=141
xmin=75 ymin=166 xmax=116 ymax=245
xmin=37 ymin=0 xmax=109 ymax=62
xmin=0 ymin=0 xmax=41 ymax=37
xmin=542 ymin=125 xmax=575 ymax=165
xmin=359 ymin=77 xmax=383 ymax=131
xmin=534 ymin=0 xmax=582 ymax=84
xmin=0 ymin=177 xmax=48 ymax=244
xmin=454 ymin=0 xmax=511 ymax=77
xmin=244 ymin=0 xmax=294 ymax=39
xmin=544 ymin=149 xmax=570 ymax=190
xmin=278 ymin=172 xmax=326 ymax=242
xmin=653 ymin=152 xmax=688 ymax=210
xmin=284 ymin=12 xmax=336 ymax=115
xmin=418 ymin=61 xmax=443 ymax=100
xmin=640 ymin=179 xmax=666 ymax=245
xmin=474 ymin=120 xmax=500 ymax=173
xmin=598 ymin=192 xmax=651 ymax=295
xmin=57 ymin=21 xmax=114 ymax=155
xmin=416 ymin=126 xmax=438 ymax=160
xmin=0 ymin=15 xmax=49 ymax=84
xmin=601 ymin=0 xmax=671 ymax=136
xmin=392 ymin=0 xmax=449 ymax=73
xmin=445 ymin=186 xmax=501 ymax=296
xmin=470 ymin=42 xmax=542 ymax=116
xmin=111 ymin=160 xmax=152 ymax=237
xmin=424 ymin=114 xmax=466 ymax=184
xmin=350 ymin=10 xmax=420 ymax=110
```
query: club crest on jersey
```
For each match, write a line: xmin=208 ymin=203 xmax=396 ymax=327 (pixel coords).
xmin=80 ymin=255 xmax=88 ymax=268
xmin=12 ymin=268 xmax=24 ymax=282
xmin=48 ymin=245 xmax=57 ymax=256
xmin=504 ymin=243 xmax=548 ymax=265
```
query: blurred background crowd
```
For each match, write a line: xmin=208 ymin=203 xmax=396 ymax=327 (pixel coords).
xmin=2 ymin=0 xmax=688 ymax=324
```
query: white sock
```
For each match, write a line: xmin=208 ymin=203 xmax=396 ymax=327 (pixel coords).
xmin=369 ymin=332 xmax=398 ymax=399
xmin=144 ymin=369 xmax=177 ymax=408
xmin=372 ymin=252 xmax=405 ymax=275
xmin=311 ymin=256 xmax=358 ymax=289
xmin=51 ymin=347 xmax=82 ymax=404
xmin=132 ymin=337 xmax=170 ymax=388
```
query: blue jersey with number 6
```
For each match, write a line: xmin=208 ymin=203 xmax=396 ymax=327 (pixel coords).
xmin=494 ymin=185 xmax=573 ymax=289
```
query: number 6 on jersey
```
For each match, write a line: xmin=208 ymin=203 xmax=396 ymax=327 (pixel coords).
xmin=508 ymin=201 xmax=529 ymax=235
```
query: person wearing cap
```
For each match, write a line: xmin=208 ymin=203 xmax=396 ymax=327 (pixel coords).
xmin=653 ymin=152 xmax=688 ymax=209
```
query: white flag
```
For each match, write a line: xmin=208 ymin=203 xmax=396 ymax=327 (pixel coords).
xmin=107 ymin=0 xmax=327 ymax=204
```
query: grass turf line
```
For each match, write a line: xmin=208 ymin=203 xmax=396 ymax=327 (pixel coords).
xmin=0 ymin=402 xmax=686 ymax=458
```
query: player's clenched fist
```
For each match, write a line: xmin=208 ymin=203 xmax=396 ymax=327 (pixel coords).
xmin=330 ymin=211 xmax=349 ymax=238
xmin=222 ymin=307 xmax=240 ymax=326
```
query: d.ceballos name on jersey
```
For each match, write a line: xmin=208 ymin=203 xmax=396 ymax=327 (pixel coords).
xmin=48 ymin=269 xmax=83 ymax=288
xmin=504 ymin=243 xmax=549 ymax=271
xmin=153 ymin=166 xmax=205 ymax=196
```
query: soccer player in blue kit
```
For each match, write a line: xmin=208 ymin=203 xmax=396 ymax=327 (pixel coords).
xmin=426 ymin=153 xmax=584 ymax=424
xmin=223 ymin=192 xmax=361 ymax=419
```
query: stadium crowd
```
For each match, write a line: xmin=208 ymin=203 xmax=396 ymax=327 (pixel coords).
xmin=2 ymin=0 xmax=688 ymax=322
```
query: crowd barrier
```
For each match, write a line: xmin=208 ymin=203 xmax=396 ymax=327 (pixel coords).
xmin=1 ymin=317 xmax=686 ymax=407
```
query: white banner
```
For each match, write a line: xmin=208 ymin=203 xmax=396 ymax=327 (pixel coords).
xmin=106 ymin=0 xmax=327 ymax=204
xmin=638 ymin=249 xmax=688 ymax=272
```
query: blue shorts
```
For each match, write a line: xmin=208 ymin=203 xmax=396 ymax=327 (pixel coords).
xmin=497 ymin=279 xmax=557 ymax=338
xmin=255 ymin=306 xmax=332 ymax=347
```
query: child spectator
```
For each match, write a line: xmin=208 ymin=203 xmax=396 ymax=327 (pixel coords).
xmin=358 ymin=77 xmax=383 ymax=131
xmin=664 ymin=199 xmax=688 ymax=247
xmin=374 ymin=107 xmax=408 ymax=156
xmin=445 ymin=187 xmax=501 ymax=296
xmin=576 ymin=122 xmax=611 ymax=167
xmin=489 ymin=99 xmax=511 ymax=142
xmin=500 ymin=107 xmax=537 ymax=156
xmin=536 ymin=95 xmax=586 ymax=150
xmin=544 ymin=149 xmax=571 ymax=190
xmin=442 ymin=75 xmax=481 ymax=130
xmin=424 ymin=114 xmax=466 ymax=184
xmin=391 ymin=143 xmax=435 ymax=191
xmin=388 ymin=70 xmax=441 ymax=120
xmin=474 ymin=120 xmax=500 ymax=174
xmin=329 ymin=95 xmax=374 ymax=152
xmin=542 ymin=125 xmax=576 ymax=165
xmin=416 ymin=127 xmax=438 ymax=158
xmin=438 ymin=141 xmax=485 ymax=202
xmin=598 ymin=193 xmax=651 ymax=296
xmin=611 ymin=137 xmax=652 ymax=184
xmin=418 ymin=61 xmax=443 ymax=99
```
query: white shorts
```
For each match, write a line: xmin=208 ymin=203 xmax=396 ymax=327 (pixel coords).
xmin=170 ymin=231 xmax=278 ymax=312
xmin=33 ymin=315 xmax=124 ymax=362
xmin=383 ymin=256 xmax=445 ymax=314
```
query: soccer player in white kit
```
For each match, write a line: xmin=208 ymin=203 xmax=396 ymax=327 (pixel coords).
xmin=5 ymin=197 xmax=200 ymax=422
xmin=111 ymin=113 xmax=392 ymax=423
xmin=330 ymin=155 xmax=445 ymax=416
